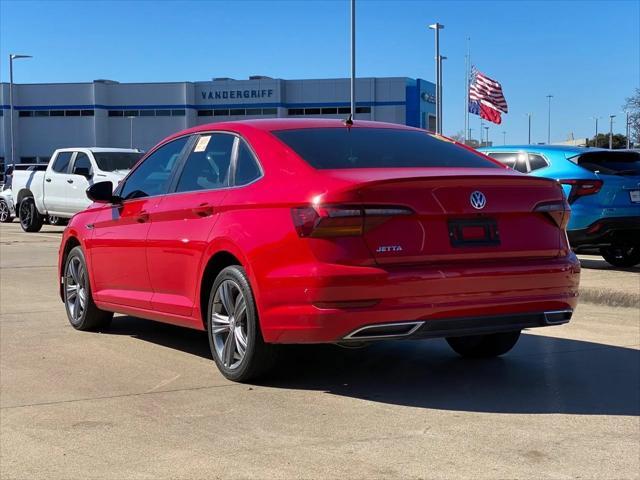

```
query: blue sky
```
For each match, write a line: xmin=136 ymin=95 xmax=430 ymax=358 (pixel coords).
xmin=0 ymin=0 xmax=638 ymax=144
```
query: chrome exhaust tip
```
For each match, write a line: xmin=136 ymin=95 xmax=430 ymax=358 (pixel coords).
xmin=544 ymin=309 xmax=573 ymax=325
xmin=342 ymin=321 xmax=424 ymax=341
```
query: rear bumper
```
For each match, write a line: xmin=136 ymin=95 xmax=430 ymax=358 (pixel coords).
xmin=568 ymin=216 xmax=640 ymax=250
xmin=258 ymin=254 xmax=580 ymax=344
xmin=342 ymin=310 xmax=573 ymax=342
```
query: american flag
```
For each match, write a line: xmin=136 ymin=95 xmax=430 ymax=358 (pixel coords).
xmin=468 ymin=66 xmax=508 ymax=125
xmin=469 ymin=66 xmax=508 ymax=113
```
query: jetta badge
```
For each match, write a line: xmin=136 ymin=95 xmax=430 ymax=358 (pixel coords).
xmin=470 ymin=191 xmax=486 ymax=210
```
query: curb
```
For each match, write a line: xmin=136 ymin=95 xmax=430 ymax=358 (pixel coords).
xmin=580 ymin=287 xmax=640 ymax=309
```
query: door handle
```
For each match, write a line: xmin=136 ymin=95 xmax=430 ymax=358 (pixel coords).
xmin=192 ymin=203 xmax=214 ymax=217
xmin=136 ymin=211 xmax=150 ymax=223
xmin=45 ymin=178 xmax=52 ymax=183
xmin=67 ymin=179 xmax=74 ymax=184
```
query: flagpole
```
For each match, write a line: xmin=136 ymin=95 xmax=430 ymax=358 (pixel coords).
xmin=464 ymin=37 xmax=470 ymax=143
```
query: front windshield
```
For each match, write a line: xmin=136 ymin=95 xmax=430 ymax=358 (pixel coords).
xmin=93 ymin=152 xmax=142 ymax=172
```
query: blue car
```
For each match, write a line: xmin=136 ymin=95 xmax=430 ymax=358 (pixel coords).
xmin=478 ymin=145 xmax=640 ymax=267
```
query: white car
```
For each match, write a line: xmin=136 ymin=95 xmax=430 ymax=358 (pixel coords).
xmin=12 ymin=148 xmax=142 ymax=232
xmin=0 ymin=187 xmax=16 ymax=223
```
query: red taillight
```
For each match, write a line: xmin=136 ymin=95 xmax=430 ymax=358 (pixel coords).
xmin=560 ymin=179 xmax=603 ymax=203
xmin=291 ymin=205 xmax=413 ymax=238
xmin=534 ymin=200 xmax=571 ymax=230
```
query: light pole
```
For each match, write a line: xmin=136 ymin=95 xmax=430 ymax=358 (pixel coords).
xmin=484 ymin=126 xmax=489 ymax=146
xmin=589 ymin=116 xmax=601 ymax=147
xmin=439 ymin=54 xmax=447 ymax=134
xmin=350 ymin=0 xmax=356 ymax=120
xmin=502 ymin=130 xmax=506 ymax=145
xmin=546 ymin=94 xmax=553 ymax=144
xmin=626 ymin=111 xmax=630 ymax=149
xmin=127 ymin=116 xmax=135 ymax=148
xmin=468 ymin=127 xmax=473 ymax=144
xmin=526 ymin=113 xmax=532 ymax=144
xmin=609 ymin=114 xmax=616 ymax=149
xmin=8 ymin=54 xmax=33 ymax=167
xmin=428 ymin=23 xmax=444 ymax=134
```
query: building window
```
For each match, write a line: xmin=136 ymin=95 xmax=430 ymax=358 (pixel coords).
xmin=229 ymin=109 xmax=245 ymax=116
xmin=304 ymin=108 xmax=321 ymax=115
xmin=171 ymin=109 xmax=186 ymax=116
xmin=35 ymin=111 xmax=50 ymax=117
xmin=139 ymin=110 xmax=155 ymax=117
xmin=214 ymin=109 xmax=229 ymax=116
xmin=288 ymin=108 xmax=304 ymax=116
xmin=65 ymin=110 xmax=81 ymax=116
xmin=0 ymin=110 xmax=3 ymax=117
xmin=50 ymin=110 xmax=65 ymax=117
xmin=19 ymin=111 xmax=33 ymax=117
xmin=338 ymin=107 xmax=351 ymax=114
xmin=20 ymin=157 xmax=37 ymax=163
xmin=108 ymin=110 xmax=124 ymax=117
xmin=356 ymin=106 xmax=371 ymax=114
xmin=123 ymin=110 xmax=139 ymax=117
xmin=262 ymin=108 xmax=277 ymax=115
xmin=321 ymin=107 xmax=338 ymax=114
xmin=198 ymin=110 xmax=213 ymax=117
xmin=155 ymin=109 xmax=171 ymax=116
xmin=81 ymin=110 xmax=94 ymax=116
xmin=245 ymin=108 xmax=262 ymax=116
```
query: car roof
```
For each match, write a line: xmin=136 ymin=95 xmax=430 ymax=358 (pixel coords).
xmin=160 ymin=118 xmax=423 ymax=145
xmin=478 ymin=145 xmax=610 ymax=155
xmin=55 ymin=147 xmax=141 ymax=153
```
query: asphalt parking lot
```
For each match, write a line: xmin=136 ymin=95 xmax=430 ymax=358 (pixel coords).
xmin=1 ymin=222 xmax=638 ymax=480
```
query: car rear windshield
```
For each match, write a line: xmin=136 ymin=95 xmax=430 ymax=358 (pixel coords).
xmin=571 ymin=151 xmax=640 ymax=176
xmin=93 ymin=152 xmax=142 ymax=172
xmin=272 ymin=128 xmax=499 ymax=169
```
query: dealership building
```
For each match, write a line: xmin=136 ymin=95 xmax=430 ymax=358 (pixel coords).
xmin=0 ymin=76 xmax=436 ymax=170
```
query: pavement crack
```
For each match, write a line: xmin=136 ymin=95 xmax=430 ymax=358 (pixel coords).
xmin=1 ymin=383 xmax=238 ymax=410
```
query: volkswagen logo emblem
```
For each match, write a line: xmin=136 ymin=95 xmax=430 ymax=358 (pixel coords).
xmin=470 ymin=191 xmax=486 ymax=210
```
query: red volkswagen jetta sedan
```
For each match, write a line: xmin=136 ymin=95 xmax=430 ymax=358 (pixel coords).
xmin=58 ymin=119 xmax=580 ymax=381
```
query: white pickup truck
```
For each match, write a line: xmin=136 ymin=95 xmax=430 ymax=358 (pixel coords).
xmin=12 ymin=147 xmax=142 ymax=232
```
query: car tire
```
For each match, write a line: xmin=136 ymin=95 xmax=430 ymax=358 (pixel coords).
xmin=63 ymin=246 xmax=113 ymax=331
xmin=0 ymin=199 xmax=12 ymax=223
xmin=446 ymin=330 xmax=521 ymax=358
xmin=207 ymin=265 xmax=276 ymax=382
xmin=19 ymin=197 xmax=44 ymax=232
xmin=600 ymin=245 xmax=640 ymax=268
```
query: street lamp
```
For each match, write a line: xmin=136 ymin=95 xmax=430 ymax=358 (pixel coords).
xmin=127 ymin=116 xmax=135 ymax=148
xmin=428 ymin=22 xmax=444 ymax=134
xmin=609 ymin=115 xmax=616 ymax=149
xmin=625 ymin=111 xmax=630 ymax=149
xmin=546 ymin=94 xmax=553 ymax=144
xmin=589 ymin=116 xmax=601 ymax=147
xmin=502 ymin=130 xmax=506 ymax=145
xmin=526 ymin=113 xmax=532 ymax=144
xmin=8 ymin=54 xmax=33 ymax=167
xmin=484 ymin=126 xmax=489 ymax=146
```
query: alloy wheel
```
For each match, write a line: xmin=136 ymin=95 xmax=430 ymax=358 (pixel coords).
xmin=20 ymin=201 xmax=32 ymax=228
xmin=211 ymin=280 xmax=249 ymax=370
xmin=65 ymin=256 xmax=87 ymax=324
xmin=0 ymin=201 xmax=8 ymax=222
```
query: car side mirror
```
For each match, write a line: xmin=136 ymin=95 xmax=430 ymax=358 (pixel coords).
xmin=86 ymin=181 xmax=120 ymax=204
xmin=73 ymin=166 xmax=93 ymax=178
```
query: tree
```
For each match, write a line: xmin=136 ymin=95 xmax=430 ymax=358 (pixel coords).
xmin=449 ymin=130 xmax=465 ymax=142
xmin=623 ymin=88 xmax=640 ymax=145
xmin=587 ymin=133 xmax=628 ymax=149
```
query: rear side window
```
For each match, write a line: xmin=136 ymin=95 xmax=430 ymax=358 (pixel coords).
xmin=573 ymin=151 xmax=640 ymax=175
xmin=119 ymin=137 xmax=189 ymax=200
xmin=51 ymin=152 xmax=73 ymax=173
xmin=527 ymin=154 xmax=548 ymax=171
xmin=235 ymin=140 xmax=261 ymax=186
xmin=175 ymin=133 xmax=235 ymax=193
xmin=273 ymin=128 xmax=498 ymax=169
xmin=487 ymin=152 xmax=529 ymax=173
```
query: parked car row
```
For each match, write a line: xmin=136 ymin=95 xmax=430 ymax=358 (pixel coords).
xmin=478 ymin=146 xmax=640 ymax=267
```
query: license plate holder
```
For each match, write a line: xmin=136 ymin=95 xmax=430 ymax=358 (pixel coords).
xmin=629 ymin=190 xmax=640 ymax=203
xmin=448 ymin=218 xmax=500 ymax=247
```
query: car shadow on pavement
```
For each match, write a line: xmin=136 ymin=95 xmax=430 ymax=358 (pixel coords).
xmin=108 ymin=316 xmax=639 ymax=416
xmin=579 ymin=256 xmax=640 ymax=273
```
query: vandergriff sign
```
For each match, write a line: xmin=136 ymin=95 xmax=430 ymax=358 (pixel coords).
xmin=200 ymin=89 xmax=275 ymax=101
